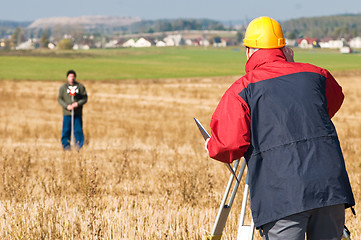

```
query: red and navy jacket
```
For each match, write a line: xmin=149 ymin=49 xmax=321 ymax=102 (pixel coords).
xmin=207 ymin=48 xmax=355 ymax=228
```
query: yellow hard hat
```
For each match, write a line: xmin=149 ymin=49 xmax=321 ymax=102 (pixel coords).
xmin=243 ymin=16 xmax=286 ymax=49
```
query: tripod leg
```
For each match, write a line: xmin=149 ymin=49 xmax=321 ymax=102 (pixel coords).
xmin=237 ymin=171 xmax=255 ymax=240
xmin=204 ymin=159 xmax=247 ymax=240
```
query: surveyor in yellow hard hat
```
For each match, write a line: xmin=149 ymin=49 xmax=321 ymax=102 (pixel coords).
xmin=205 ymin=16 xmax=355 ymax=240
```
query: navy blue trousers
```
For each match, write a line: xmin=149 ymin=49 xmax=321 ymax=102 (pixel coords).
xmin=259 ymin=204 xmax=345 ymax=240
xmin=61 ymin=115 xmax=84 ymax=150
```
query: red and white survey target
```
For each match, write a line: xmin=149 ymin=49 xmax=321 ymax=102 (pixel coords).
xmin=67 ymin=86 xmax=79 ymax=96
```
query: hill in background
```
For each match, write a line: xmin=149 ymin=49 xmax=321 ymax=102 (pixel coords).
xmin=1 ymin=14 xmax=361 ymax=41
xmin=28 ymin=16 xmax=141 ymax=30
xmin=0 ymin=20 xmax=31 ymax=38
xmin=27 ymin=16 xmax=228 ymax=34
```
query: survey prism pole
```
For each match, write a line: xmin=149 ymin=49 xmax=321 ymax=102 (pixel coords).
xmin=67 ymin=86 xmax=78 ymax=147
xmin=193 ymin=118 xmax=239 ymax=183
xmin=71 ymin=95 xmax=74 ymax=145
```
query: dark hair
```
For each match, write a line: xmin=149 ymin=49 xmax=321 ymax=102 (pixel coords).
xmin=67 ymin=70 xmax=76 ymax=78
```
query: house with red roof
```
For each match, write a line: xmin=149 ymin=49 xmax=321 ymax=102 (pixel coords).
xmin=297 ymin=37 xmax=319 ymax=48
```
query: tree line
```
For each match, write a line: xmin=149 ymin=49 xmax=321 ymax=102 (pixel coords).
xmin=282 ymin=14 xmax=361 ymax=39
xmin=130 ymin=19 xmax=226 ymax=33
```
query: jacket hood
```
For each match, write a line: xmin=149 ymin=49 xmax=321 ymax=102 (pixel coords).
xmin=245 ymin=48 xmax=287 ymax=73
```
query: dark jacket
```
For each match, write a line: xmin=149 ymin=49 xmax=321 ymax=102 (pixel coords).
xmin=207 ymin=48 xmax=355 ymax=228
xmin=58 ymin=81 xmax=87 ymax=116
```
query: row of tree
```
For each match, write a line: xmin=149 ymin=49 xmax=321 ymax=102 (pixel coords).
xmin=282 ymin=14 xmax=361 ymax=39
xmin=131 ymin=19 xmax=227 ymax=33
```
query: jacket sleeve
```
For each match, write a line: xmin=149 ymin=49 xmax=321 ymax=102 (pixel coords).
xmin=77 ymin=85 xmax=88 ymax=106
xmin=206 ymin=88 xmax=251 ymax=163
xmin=324 ymin=70 xmax=344 ymax=118
xmin=57 ymin=86 xmax=68 ymax=108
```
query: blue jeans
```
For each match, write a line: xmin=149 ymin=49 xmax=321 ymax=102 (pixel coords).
xmin=61 ymin=115 xmax=84 ymax=150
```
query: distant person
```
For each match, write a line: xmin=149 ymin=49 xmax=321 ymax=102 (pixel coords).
xmin=58 ymin=70 xmax=87 ymax=150
xmin=205 ymin=16 xmax=354 ymax=239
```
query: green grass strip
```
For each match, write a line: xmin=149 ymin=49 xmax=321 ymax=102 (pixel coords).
xmin=0 ymin=47 xmax=360 ymax=81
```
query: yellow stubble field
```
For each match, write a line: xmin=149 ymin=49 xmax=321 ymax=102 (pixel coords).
xmin=0 ymin=74 xmax=360 ymax=239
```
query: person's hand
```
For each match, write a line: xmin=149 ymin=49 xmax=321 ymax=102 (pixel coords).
xmin=72 ymin=102 xmax=79 ymax=108
xmin=67 ymin=105 xmax=73 ymax=110
xmin=205 ymin=138 xmax=210 ymax=154
xmin=282 ymin=46 xmax=295 ymax=62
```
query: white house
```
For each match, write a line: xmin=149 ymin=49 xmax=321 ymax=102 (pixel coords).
xmin=73 ymin=44 xmax=90 ymax=50
xmin=122 ymin=39 xmax=135 ymax=47
xmin=104 ymin=40 xmax=119 ymax=48
xmin=0 ymin=40 xmax=5 ymax=48
xmin=16 ymin=39 xmax=36 ymax=50
xmin=163 ymin=34 xmax=183 ymax=46
xmin=155 ymin=40 xmax=166 ymax=47
xmin=213 ymin=39 xmax=227 ymax=47
xmin=199 ymin=38 xmax=210 ymax=47
xmin=48 ymin=42 xmax=56 ymax=49
xmin=298 ymin=38 xmax=319 ymax=49
xmin=184 ymin=39 xmax=194 ymax=46
xmin=298 ymin=39 xmax=312 ymax=48
xmin=164 ymin=37 xmax=175 ymax=46
xmin=134 ymin=37 xmax=151 ymax=47
xmin=285 ymin=39 xmax=297 ymax=47
xmin=349 ymin=37 xmax=361 ymax=49
xmin=319 ymin=39 xmax=346 ymax=49
xmin=340 ymin=46 xmax=352 ymax=54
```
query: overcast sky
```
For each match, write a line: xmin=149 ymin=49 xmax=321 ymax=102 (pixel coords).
xmin=2 ymin=0 xmax=361 ymax=22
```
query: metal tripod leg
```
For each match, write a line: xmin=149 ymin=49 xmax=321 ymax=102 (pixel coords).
xmin=236 ymin=171 xmax=255 ymax=240
xmin=203 ymin=159 xmax=247 ymax=240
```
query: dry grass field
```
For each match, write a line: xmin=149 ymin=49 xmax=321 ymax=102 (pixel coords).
xmin=0 ymin=74 xmax=360 ymax=239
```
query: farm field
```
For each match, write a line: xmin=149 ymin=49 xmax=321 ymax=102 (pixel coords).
xmin=0 ymin=48 xmax=360 ymax=239
xmin=0 ymin=74 xmax=360 ymax=239
xmin=0 ymin=47 xmax=361 ymax=81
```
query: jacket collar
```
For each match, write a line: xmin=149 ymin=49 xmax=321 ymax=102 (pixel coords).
xmin=66 ymin=80 xmax=78 ymax=86
xmin=245 ymin=48 xmax=287 ymax=73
